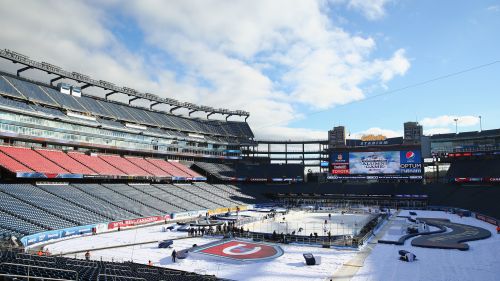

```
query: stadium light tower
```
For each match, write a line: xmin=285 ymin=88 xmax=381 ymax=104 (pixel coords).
xmin=454 ymin=118 xmax=459 ymax=134
xmin=479 ymin=115 xmax=482 ymax=132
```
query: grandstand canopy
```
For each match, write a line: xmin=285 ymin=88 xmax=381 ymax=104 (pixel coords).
xmin=0 ymin=49 xmax=250 ymax=120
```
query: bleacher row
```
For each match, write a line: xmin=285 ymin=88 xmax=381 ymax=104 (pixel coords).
xmin=0 ymin=145 xmax=201 ymax=178
xmin=0 ymin=182 xmax=255 ymax=239
xmin=194 ymin=162 xmax=304 ymax=180
xmin=0 ymin=73 xmax=254 ymax=142
xmin=446 ymin=158 xmax=500 ymax=179
xmin=0 ymin=250 xmax=223 ymax=281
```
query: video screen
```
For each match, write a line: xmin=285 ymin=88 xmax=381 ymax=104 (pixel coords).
xmin=330 ymin=150 xmax=422 ymax=175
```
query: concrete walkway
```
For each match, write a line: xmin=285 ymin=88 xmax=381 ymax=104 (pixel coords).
xmin=327 ymin=211 xmax=399 ymax=281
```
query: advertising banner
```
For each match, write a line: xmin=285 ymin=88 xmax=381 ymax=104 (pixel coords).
xmin=208 ymin=205 xmax=248 ymax=216
xmin=21 ymin=224 xmax=97 ymax=246
xmin=330 ymin=152 xmax=349 ymax=174
xmin=349 ymin=151 xmax=400 ymax=174
xmin=171 ymin=210 xmax=208 ymax=220
xmin=107 ymin=215 xmax=171 ymax=230
xmin=400 ymin=150 xmax=422 ymax=174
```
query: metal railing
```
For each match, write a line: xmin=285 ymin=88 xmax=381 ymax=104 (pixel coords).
xmin=0 ymin=262 xmax=78 ymax=281
xmin=97 ymin=274 xmax=146 ymax=281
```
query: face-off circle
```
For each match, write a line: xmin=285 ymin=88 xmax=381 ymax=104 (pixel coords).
xmin=193 ymin=239 xmax=284 ymax=262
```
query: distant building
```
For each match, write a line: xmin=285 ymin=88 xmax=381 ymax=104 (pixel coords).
xmin=404 ymin=122 xmax=423 ymax=144
xmin=328 ymin=126 xmax=346 ymax=148
xmin=430 ymin=129 xmax=500 ymax=154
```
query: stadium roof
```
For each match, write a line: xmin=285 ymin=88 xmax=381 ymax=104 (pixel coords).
xmin=0 ymin=49 xmax=249 ymax=120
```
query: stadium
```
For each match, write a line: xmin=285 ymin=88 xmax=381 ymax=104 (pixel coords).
xmin=0 ymin=48 xmax=498 ymax=281
xmin=0 ymin=3 xmax=499 ymax=280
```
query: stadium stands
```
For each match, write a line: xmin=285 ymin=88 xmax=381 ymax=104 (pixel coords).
xmin=0 ymin=144 xmax=203 ymax=179
xmin=99 ymin=154 xmax=152 ymax=177
xmin=171 ymin=161 xmax=202 ymax=177
xmin=0 ymin=250 xmax=223 ymax=281
xmin=0 ymin=184 xmax=109 ymax=225
xmin=195 ymin=182 xmax=247 ymax=205
xmin=0 ymin=182 xmax=255 ymax=238
xmin=0 ymin=191 xmax=75 ymax=230
xmin=35 ymin=149 xmax=97 ymax=175
xmin=67 ymin=152 xmax=126 ymax=176
xmin=173 ymin=184 xmax=221 ymax=209
xmin=38 ymin=184 xmax=137 ymax=221
xmin=0 ymin=146 xmax=67 ymax=174
xmin=152 ymin=184 xmax=206 ymax=210
xmin=0 ymin=210 xmax=46 ymax=235
xmin=124 ymin=156 xmax=171 ymax=177
xmin=0 ymin=151 xmax=32 ymax=173
xmin=0 ymin=73 xmax=254 ymax=143
xmin=194 ymin=162 xmax=304 ymax=181
xmin=147 ymin=158 xmax=193 ymax=178
xmin=73 ymin=183 xmax=161 ymax=217
xmin=446 ymin=159 xmax=500 ymax=179
xmin=104 ymin=183 xmax=183 ymax=213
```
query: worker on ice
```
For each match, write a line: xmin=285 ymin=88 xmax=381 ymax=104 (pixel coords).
xmin=171 ymin=249 xmax=177 ymax=263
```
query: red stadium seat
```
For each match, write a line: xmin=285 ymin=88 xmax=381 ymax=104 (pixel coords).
xmin=99 ymin=154 xmax=152 ymax=177
xmin=124 ymin=156 xmax=171 ymax=177
xmin=169 ymin=161 xmax=202 ymax=177
xmin=35 ymin=149 xmax=97 ymax=175
xmin=0 ymin=150 xmax=33 ymax=173
xmin=68 ymin=152 xmax=126 ymax=176
xmin=0 ymin=146 xmax=67 ymax=174
xmin=146 ymin=158 xmax=192 ymax=178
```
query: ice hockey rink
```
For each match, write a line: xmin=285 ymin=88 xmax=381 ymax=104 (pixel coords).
xmin=36 ymin=209 xmax=500 ymax=281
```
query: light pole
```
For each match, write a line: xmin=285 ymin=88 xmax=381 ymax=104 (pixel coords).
xmin=478 ymin=116 xmax=482 ymax=132
xmin=454 ymin=118 xmax=458 ymax=134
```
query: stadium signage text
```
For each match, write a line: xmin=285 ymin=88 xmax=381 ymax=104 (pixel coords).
xmin=360 ymin=134 xmax=387 ymax=141
xmin=21 ymin=224 xmax=97 ymax=246
xmin=108 ymin=215 xmax=171 ymax=230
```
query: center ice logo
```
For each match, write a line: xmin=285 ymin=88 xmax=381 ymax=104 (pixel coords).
xmin=194 ymin=239 xmax=284 ymax=261
xmin=222 ymin=243 xmax=262 ymax=255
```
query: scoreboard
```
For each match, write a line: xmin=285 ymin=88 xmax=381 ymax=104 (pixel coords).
xmin=329 ymin=149 xmax=423 ymax=180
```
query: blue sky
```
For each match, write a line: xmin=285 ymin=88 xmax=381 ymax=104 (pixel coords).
xmin=0 ymin=0 xmax=499 ymax=139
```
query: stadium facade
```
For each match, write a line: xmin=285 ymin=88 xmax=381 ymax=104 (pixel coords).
xmin=0 ymin=50 xmax=499 ymax=281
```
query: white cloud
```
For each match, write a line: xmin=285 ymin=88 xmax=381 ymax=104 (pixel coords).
xmin=0 ymin=0 xmax=409 ymax=140
xmin=420 ymin=115 xmax=479 ymax=128
xmin=347 ymin=0 xmax=392 ymax=20
xmin=349 ymin=127 xmax=402 ymax=139
xmin=424 ymin=127 xmax=452 ymax=136
xmin=122 ymin=0 xmax=409 ymax=137
xmin=256 ymin=127 xmax=327 ymax=141
xmin=487 ymin=5 xmax=500 ymax=12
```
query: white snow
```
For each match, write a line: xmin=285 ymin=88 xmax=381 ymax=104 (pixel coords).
xmin=352 ymin=210 xmax=500 ymax=281
xmin=85 ymin=237 xmax=357 ymax=281
xmin=44 ymin=223 xmax=187 ymax=255
xmin=44 ymin=209 xmax=500 ymax=281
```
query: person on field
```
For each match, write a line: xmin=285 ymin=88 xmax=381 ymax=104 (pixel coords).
xmin=171 ymin=249 xmax=177 ymax=263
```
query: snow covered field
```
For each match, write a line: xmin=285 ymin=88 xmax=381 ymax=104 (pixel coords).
xmin=86 ymin=237 xmax=357 ymax=281
xmin=243 ymin=210 xmax=371 ymax=236
xmin=43 ymin=223 xmax=187 ymax=256
xmin=42 ymin=209 xmax=499 ymax=281
xmin=352 ymin=210 xmax=500 ymax=281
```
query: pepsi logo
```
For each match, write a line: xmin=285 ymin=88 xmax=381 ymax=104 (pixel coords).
xmin=406 ymin=151 xmax=415 ymax=160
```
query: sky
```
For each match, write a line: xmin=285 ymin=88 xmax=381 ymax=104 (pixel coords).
xmin=0 ymin=0 xmax=498 ymax=140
